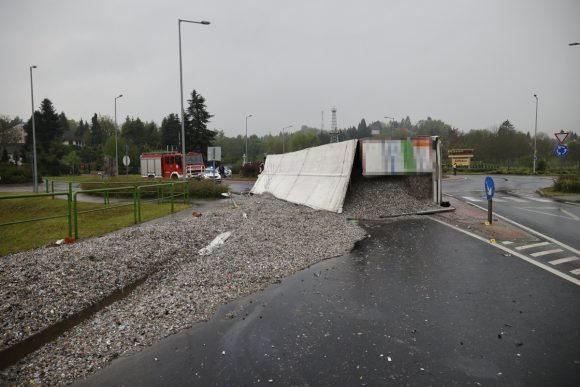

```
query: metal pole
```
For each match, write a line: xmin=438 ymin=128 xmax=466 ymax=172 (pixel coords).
xmin=282 ymin=125 xmax=292 ymax=153
xmin=533 ymin=94 xmax=538 ymax=174
xmin=114 ymin=94 xmax=123 ymax=176
xmin=384 ymin=116 xmax=394 ymax=139
xmin=178 ymin=20 xmax=186 ymax=180
xmin=30 ymin=65 xmax=38 ymax=193
xmin=178 ymin=19 xmax=210 ymax=179
xmin=245 ymin=114 xmax=252 ymax=164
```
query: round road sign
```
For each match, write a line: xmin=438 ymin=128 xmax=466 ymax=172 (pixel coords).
xmin=554 ymin=144 xmax=569 ymax=157
xmin=122 ymin=155 xmax=131 ymax=166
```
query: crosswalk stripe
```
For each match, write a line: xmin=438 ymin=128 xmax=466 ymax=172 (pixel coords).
xmin=526 ymin=197 xmax=552 ymax=203
xmin=571 ymin=268 xmax=580 ymax=275
xmin=505 ymin=197 xmax=527 ymax=203
xmin=530 ymin=249 xmax=564 ymax=257
xmin=549 ymin=256 xmax=580 ymax=265
xmin=515 ymin=242 xmax=550 ymax=251
xmin=462 ymin=196 xmax=483 ymax=202
xmin=501 ymin=241 xmax=514 ymax=245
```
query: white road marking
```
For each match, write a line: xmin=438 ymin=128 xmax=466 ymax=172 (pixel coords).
xmin=505 ymin=197 xmax=527 ymax=203
xmin=560 ymin=208 xmax=580 ymax=221
xmin=492 ymin=197 xmax=506 ymax=202
xmin=462 ymin=196 xmax=483 ymax=202
xmin=466 ymin=202 xmax=580 ymax=257
xmin=428 ymin=216 xmax=580 ymax=287
xmin=502 ymin=241 xmax=514 ymax=245
xmin=571 ymin=268 xmax=580 ymax=276
xmin=526 ymin=197 xmax=553 ymax=203
xmin=515 ymin=242 xmax=550 ymax=251
xmin=549 ymin=256 xmax=580 ymax=265
xmin=514 ymin=207 xmax=574 ymax=220
xmin=530 ymin=249 xmax=564 ymax=257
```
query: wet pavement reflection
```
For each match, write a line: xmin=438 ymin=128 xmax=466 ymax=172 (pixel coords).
xmin=79 ymin=218 xmax=580 ymax=386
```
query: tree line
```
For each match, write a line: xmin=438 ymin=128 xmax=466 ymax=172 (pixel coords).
xmin=1 ymin=95 xmax=578 ymax=177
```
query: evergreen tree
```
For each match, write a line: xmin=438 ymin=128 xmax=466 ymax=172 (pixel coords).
xmin=25 ymin=98 xmax=63 ymax=152
xmin=185 ymin=89 xmax=215 ymax=157
xmin=160 ymin=113 xmax=181 ymax=150
xmin=90 ymin=113 xmax=105 ymax=146
xmin=58 ymin=112 xmax=70 ymax=133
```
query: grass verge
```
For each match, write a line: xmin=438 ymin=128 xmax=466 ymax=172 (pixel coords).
xmin=0 ymin=193 xmax=190 ymax=256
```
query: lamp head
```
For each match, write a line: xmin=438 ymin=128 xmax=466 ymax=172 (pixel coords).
xmin=201 ymin=21 xmax=210 ymax=25
xmin=31 ymin=65 xmax=37 ymax=69
xmin=533 ymin=94 xmax=537 ymax=98
xmin=118 ymin=94 xmax=123 ymax=98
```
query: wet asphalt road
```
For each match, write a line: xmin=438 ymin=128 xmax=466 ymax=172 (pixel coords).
xmin=78 ymin=218 xmax=580 ymax=386
xmin=444 ymin=175 xmax=580 ymax=250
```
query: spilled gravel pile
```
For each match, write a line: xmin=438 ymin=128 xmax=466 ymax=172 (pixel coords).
xmin=1 ymin=194 xmax=366 ymax=386
xmin=343 ymin=175 xmax=441 ymax=219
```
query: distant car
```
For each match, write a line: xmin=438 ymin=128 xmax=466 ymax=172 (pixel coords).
xmin=202 ymin=166 xmax=222 ymax=182
xmin=222 ymin=166 xmax=232 ymax=178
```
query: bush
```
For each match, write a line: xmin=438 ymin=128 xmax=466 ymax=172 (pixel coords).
xmin=554 ymin=175 xmax=580 ymax=193
xmin=78 ymin=178 xmax=230 ymax=199
xmin=240 ymin=161 xmax=262 ymax=177
xmin=0 ymin=165 xmax=34 ymax=184
xmin=188 ymin=180 xmax=229 ymax=198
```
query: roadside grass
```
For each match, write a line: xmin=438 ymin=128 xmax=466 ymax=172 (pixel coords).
xmin=539 ymin=186 xmax=580 ymax=197
xmin=0 ymin=193 xmax=190 ymax=256
xmin=46 ymin=175 xmax=230 ymax=198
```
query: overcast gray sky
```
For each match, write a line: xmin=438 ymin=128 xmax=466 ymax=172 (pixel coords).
xmin=1 ymin=0 xmax=579 ymax=137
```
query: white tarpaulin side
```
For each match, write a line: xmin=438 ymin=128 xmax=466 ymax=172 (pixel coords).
xmin=251 ymin=140 xmax=358 ymax=213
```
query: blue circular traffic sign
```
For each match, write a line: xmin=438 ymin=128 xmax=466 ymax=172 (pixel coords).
xmin=555 ymin=144 xmax=569 ymax=157
xmin=484 ymin=176 xmax=495 ymax=200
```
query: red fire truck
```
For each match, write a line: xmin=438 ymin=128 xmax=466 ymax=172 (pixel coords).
xmin=140 ymin=152 xmax=205 ymax=179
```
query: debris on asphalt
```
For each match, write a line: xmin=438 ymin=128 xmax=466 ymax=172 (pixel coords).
xmin=198 ymin=231 xmax=232 ymax=256
xmin=0 ymin=193 xmax=366 ymax=386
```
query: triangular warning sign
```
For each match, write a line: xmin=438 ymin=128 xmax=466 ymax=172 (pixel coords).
xmin=555 ymin=131 xmax=570 ymax=144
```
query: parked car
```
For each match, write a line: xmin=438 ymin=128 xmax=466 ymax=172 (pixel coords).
xmin=202 ymin=166 xmax=222 ymax=182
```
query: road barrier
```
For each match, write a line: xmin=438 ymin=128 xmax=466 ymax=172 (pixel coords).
xmin=0 ymin=192 xmax=72 ymax=236
xmin=1 ymin=181 xmax=189 ymax=242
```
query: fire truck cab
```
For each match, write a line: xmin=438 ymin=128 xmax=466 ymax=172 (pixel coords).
xmin=140 ymin=152 xmax=205 ymax=179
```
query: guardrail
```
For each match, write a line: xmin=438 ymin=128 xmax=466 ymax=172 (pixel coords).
xmin=1 ymin=181 xmax=190 ymax=242
xmin=0 ymin=192 xmax=72 ymax=236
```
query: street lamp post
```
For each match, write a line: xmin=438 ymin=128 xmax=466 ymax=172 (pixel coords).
xmin=282 ymin=125 xmax=292 ymax=153
xmin=114 ymin=94 xmax=123 ymax=176
xmin=178 ymin=18 xmax=210 ymax=179
xmin=533 ymin=94 xmax=538 ymax=174
xmin=29 ymin=65 xmax=38 ymax=193
xmin=245 ymin=114 xmax=252 ymax=164
xmin=384 ymin=116 xmax=394 ymax=138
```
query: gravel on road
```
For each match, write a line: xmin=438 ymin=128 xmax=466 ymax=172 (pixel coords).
xmin=1 ymin=194 xmax=366 ymax=386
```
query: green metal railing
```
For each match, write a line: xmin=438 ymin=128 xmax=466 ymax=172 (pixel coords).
xmin=2 ymin=181 xmax=190 ymax=241
xmin=0 ymin=192 xmax=73 ymax=236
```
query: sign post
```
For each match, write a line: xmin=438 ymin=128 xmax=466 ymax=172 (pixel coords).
xmin=484 ymin=176 xmax=495 ymax=225
xmin=554 ymin=130 xmax=570 ymax=178
xmin=207 ymin=147 xmax=222 ymax=186
xmin=122 ymin=144 xmax=130 ymax=177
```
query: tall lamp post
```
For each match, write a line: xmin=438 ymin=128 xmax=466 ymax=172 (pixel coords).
xmin=282 ymin=125 xmax=292 ymax=153
xmin=29 ymin=65 xmax=38 ymax=193
xmin=384 ymin=116 xmax=394 ymax=138
xmin=178 ymin=18 xmax=210 ymax=179
xmin=114 ymin=94 xmax=123 ymax=176
xmin=245 ymin=114 xmax=253 ymax=164
xmin=533 ymin=94 xmax=538 ymax=174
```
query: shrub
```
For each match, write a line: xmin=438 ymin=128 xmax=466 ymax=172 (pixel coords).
xmin=554 ymin=175 xmax=580 ymax=193
xmin=0 ymin=165 xmax=34 ymax=184
xmin=240 ymin=161 xmax=262 ymax=177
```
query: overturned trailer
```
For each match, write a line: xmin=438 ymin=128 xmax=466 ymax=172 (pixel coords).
xmin=251 ymin=137 xmax=442 ymax=213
